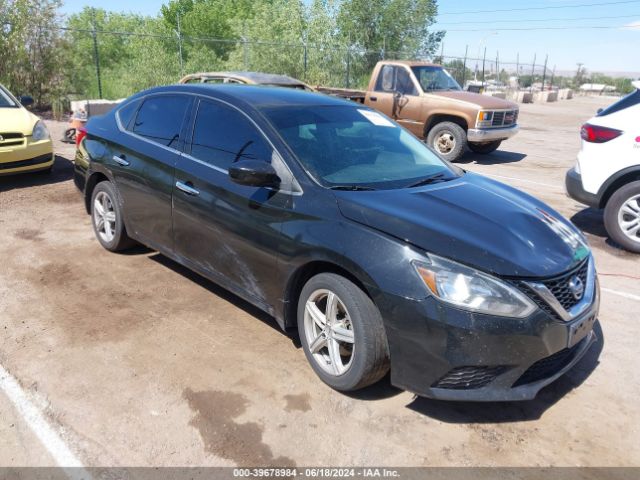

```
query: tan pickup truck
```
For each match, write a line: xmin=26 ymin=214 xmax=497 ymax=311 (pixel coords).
xmin=318 ymin=61 xmax=519 ymax=162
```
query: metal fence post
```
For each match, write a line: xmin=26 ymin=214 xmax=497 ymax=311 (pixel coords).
xmin=345 ymin=45 xmax=350 ymax=89
xmin=90 ymin=9 xmax=102 ymax=99
xmin=516 ymin=52 xmax=520 ymax=87
xmin=303 ymin=43 xmax=308 ymax=81
xmin=530 ymin=53 xmax=537 ymax=93
xmin=481 ymin=46 xmax=486 ymax=85
xmin=176 ymin=12 xmax=184 ymax=78
xmin=541 ymin=54 xmax=548 ymax=91
xmin=461 ymin=45 xmax=468 ymax=87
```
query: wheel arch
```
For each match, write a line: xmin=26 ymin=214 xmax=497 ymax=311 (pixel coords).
xmin=84 ymin=171 xmax=111 ymax=214
xmin=424 ymin=113 xmax=469 ymax=137
xmin=282 ymin=260 xmax=377 ymax=330
xmin=598 ymin=167 xmax=640 ymax=209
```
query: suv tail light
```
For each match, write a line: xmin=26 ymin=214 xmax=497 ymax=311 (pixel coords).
xmin=75 ymin=127 xmax=87 ymax=148
xmin=580 ymin=123 xmax=623 ymax=143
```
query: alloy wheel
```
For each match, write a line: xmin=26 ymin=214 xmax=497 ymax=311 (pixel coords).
xmin=93 ymin=191 xmax=117 ymax=243
xmin=618 ymin=194 xmax=640 ymax=244
xmin=303 ymin=289 xmax=355 ymax=376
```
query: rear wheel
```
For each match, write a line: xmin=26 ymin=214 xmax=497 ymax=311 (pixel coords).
xmin=426 ymin=121 xmax=466 ymax=162
xmin=604 ymin=181 xmax=640 ymax=253
xmin=468 ymin=140 xmax=502 ymax=154
xmin=90 ymin=181 xmax=135 ymax=252
xmin=297 ymin=273 xmax=389 ymax=391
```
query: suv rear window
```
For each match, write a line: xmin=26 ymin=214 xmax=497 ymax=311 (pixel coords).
xmin=597 ymin=89 xmax=640 ymax=117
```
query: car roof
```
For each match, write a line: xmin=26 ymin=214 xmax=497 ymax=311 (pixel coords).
xmin=140 ymin=84 xmax=354 ymax=109
xmin=382 ymin=60 xmax=441 ymax=68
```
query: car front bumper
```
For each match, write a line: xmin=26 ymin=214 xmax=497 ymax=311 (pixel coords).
xmin=467 ymin=124 xmax=519 ymax=143
xmin=377 ymin=273 xmax=599 ymax=401
xmin=565 ymin=167 xmax=600 ymax=208
xmin=0 ymin=137 xmax=54 ymax=175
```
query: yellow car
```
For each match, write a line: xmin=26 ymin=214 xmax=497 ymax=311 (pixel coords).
xmin=0 ymin=84 xmax=54 ymax=175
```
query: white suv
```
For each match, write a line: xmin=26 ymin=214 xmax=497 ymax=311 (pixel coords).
xmin=566 ymin=83 xmax=640 ymax=252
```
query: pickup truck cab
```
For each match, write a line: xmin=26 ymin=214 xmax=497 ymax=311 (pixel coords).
xmin=319 ymin=61 xmax=520 ymax=162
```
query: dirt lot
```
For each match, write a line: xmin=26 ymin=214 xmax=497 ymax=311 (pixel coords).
xmin=1 ymin=96 xmax=639 ymax=468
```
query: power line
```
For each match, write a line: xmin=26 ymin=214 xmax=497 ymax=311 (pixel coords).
xmin=437 ymin=13 xmax=639 ymax=25
xmin=447 ymin=25 xmax=636 ymax=32
xmin=438 ymin=0 xmax=640 ymax=16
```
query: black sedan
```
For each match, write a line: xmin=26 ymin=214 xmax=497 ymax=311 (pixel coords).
xmin=74 ymin=84 xmax=599 ymax=401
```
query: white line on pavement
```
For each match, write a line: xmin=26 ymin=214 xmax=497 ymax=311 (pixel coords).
xmin=601 ymin=287 xmax=640 ymax=302
xmin=0 ymin=363 xmax=91 ymax=479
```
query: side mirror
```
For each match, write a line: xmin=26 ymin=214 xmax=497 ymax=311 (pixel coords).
xmin=229 ymin=160 xmax=280 ymax=188
xmin=19 ymin=95 xmax=34 ymax=107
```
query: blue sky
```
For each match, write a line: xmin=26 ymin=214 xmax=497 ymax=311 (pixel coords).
xmin=59 ymin=0 xmax=640 ymax=74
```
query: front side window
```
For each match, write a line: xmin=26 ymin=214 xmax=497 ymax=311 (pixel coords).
xmin=264 ymin=105 xmax=459 ymax=190
xmin=412 ymin=66 xmax=462 ymax=92
xmin=132 ymin=95 xmax=190 ymax=148
xmin=190 ymin=99 xmax=273 ymax=170
xmin=375 ymin=66 xmax=418 ymax=96
xmin=0 ymin=85 xmax=18 ymax=108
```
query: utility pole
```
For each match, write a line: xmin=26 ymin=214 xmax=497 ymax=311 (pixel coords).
xmin=90 ymin=8 xmax=102 ymax=99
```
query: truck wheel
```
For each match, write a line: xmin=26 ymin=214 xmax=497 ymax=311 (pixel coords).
xmin=604 ymin=181 xmax=640 ymax=253
xmin=426 ymin=122 xmax=466 ymax=162
xmin=468 ymin=140 xmax=502 ymax=154
xmin=297 ymin=273 xmax=389 ymax=391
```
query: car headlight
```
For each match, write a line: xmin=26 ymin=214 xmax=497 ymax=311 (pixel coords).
xmin=412 ymin=254 xmax=536 ymax=318
xmin=32 ymin=120 xmax=49 ymax=142
xmin=476 ymin=110 xmax=494 ymax=128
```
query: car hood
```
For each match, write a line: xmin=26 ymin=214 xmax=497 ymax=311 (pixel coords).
xmin=335 ymin=173 xmax=589 ymax=278
xmin=0 ymin=107 xmax=37 ymax=134
xmin=429 ymin=91 xmax=518 ymax=110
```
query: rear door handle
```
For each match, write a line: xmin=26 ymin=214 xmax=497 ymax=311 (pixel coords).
xmin=176 ymin=180 xmax=200 ymax=196
xmin=113 ymin=155 xmax=130 ymax=166
xmin=370 ymin=96 xmax=377 ymax=101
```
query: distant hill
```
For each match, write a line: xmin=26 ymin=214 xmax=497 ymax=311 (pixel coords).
xmin=554 ymin=70 xmax=640 ymax=79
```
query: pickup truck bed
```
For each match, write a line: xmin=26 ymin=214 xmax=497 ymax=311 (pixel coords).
xmin=315 ymin=86 xmax=366 ymax=103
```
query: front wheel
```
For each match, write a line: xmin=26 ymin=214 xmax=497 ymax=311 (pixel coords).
xmin=468 ymin=140 xmax=502 ymax=154
xmin=426 ymin=121 xmax=466 ymax=163
xmin=604 ymin=181 xmax=640 ymax=253
xmin=297 ymin=273 xmax=389 ymax=391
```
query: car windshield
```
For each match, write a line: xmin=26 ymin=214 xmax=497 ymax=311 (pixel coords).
xmin=0 ymin=85 xmax=18 ymax=108
xmin=411 ymin=66 xmax=461 ymax=92
xmin=263 ymin=105 xmax=460 ymax=190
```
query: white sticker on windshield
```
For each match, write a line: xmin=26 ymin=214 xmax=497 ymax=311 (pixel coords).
xmin=358 ymin=109 xmax=395 ymax=127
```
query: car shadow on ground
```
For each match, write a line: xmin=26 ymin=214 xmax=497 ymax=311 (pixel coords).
xmin=148 ymin=253 xmax=301 ymax=346
xmin=404 ymin=320 xmax=604 ymax=423
xmin=570 ymin=207 xmax=632 ymax=255
xmin=457 ymin=150 xmax=527 ymax=166
xmin=0 ymin=155 xmax=72 ymax=193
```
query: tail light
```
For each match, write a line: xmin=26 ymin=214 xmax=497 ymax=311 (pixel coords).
xmin=75 ymin=127 xmax=87 ymax=148
xmin=580 ymin=123 xmax=623 ymax=143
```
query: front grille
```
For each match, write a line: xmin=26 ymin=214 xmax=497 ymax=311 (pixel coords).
xmin=491 ymin=110 xmax=518 ymax=127
xmin=512 ymin=338 xmax=585 ymax=387
xmin=432 ymin=366 xmax=508 ymax=390
xmin=542 ymin=260 xmax=589 ymax=311
xmin=516 ymin=283 xmax=563 ymax=321
xmin=0 ymin=132 xmax=25 ymax=148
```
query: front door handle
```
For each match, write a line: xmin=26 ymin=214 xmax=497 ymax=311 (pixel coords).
xmin=176 ymin=180 xmax=200 ymax=196
xmin=369 ymin=96 xmax=377 ymax=101
xmin=113 ymin=155 xmax=130 ymax=166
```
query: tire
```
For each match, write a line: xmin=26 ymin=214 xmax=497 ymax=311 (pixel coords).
xmin=604 ymin=181 xmax=640 ymax=253
xmin=297 ymin=273 xmax=389 ymax=391
xmin=468 ymin=140 xmax=502 ymax=154
xmin=426 ymin=121 xmax=466 ymax=162
xmin=90 ymin=181 xmax=135 ymax=252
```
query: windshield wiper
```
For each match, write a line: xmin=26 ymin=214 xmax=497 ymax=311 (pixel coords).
xmin=406 ymin=173 xmax=451 ymax=188
xmin=329 ymin=185 xmax=377 ymax=191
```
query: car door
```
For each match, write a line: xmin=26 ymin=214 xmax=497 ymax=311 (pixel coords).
xmin=366 ymin=65 xmax=424 ymax=137
xmin=111 ymin=94 xmax=192 ymax=249
xmin=172 ymin=97 xmax=296 ymax=310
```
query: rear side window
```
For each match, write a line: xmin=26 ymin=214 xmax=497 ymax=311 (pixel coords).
xmin=132 ymin=95 xmax=190 ymax=149
xmin=597 ymin=89 xmax=640 ymax=117
xmin=116 ymin=100 xmax=139 ymax=130
xmin=189 ymin=99 xmax=272 ymax=170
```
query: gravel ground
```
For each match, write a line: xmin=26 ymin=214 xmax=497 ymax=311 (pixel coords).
xmin=0 ymin=96 xmax=638 ymax=468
